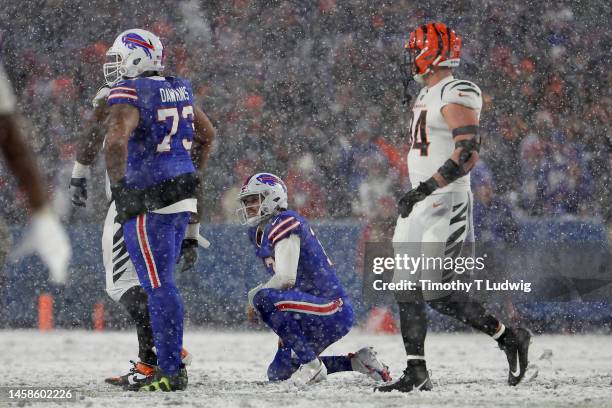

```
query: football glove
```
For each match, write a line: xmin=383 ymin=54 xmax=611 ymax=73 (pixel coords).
xmin=69 ymin=162 xmax=90 ymax=207
xmin=10 ymin=206 xmax=72 ymax=284
xmin=398 ymin=179 xmax=437 ymax=218
xmin=69 ymin=178 xmax=87 ymax=207
xmin=176 ymin=223 xmax=210 ymax=273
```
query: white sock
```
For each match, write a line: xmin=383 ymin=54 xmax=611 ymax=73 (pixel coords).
xmin=492 ymin=323 xmax=506 ymax=340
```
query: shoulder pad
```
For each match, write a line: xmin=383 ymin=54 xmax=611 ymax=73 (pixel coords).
xmin=92 ymin=86 xmax=110 ymax=109
xmin=267 ymin=211 xmax=302 ymax=245
xmin=107 ymin=80 xmax=139 ymax=104
xmin=440 ymin=80 xmax=482 ymax=111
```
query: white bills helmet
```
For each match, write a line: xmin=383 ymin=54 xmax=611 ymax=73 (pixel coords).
xmin=103 ymin=29 xmax=164 ymax=86
xmin=237 ymin=173 xmax=288 ymax=227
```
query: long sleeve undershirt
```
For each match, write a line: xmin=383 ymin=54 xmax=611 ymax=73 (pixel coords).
xmin=248 ymin=234 xmax=300 ymax=308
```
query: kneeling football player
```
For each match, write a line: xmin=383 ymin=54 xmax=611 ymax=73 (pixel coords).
xmin=239 ymin=173 xmax=392 ymax=385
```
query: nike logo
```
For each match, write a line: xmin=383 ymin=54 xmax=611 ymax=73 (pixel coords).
xmin=415 ymin=379 xmax=429 ymax=390
xmin=458 ymin=91 xmax=466 ymax=97
xmin=510 ymin=367 xmax=521 ymax=377
xmin=432 ymin=202 xmax=443 ymax=208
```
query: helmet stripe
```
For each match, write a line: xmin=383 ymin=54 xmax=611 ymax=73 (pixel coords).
xmin=431 ymin=23 xmax=444 ymax=62
xmin=125 ymin=37 xmax=154 ymax=50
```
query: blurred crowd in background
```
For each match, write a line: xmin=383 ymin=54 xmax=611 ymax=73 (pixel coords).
xmin=1 ymin=0 xmax=610 ymax=237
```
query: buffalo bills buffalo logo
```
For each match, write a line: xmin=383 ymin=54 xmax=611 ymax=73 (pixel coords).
xmin=256 ymin=174 xmax=286 ymax=191
xmin=122 ymin=33 xmax=154 ymax=58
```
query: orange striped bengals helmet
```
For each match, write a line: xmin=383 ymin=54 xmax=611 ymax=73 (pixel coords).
xmin=404 ymin=22 xmax=462 ymax=85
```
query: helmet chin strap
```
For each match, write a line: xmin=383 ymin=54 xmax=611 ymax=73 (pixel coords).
xmin=414 ymin=74 xmax=427 ymax=85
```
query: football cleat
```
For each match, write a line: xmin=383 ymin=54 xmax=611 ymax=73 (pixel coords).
xmin=292 ymin=358 xmax=327 ymax=385
xmin=106 ymin=347 xmax=192 ymax=387
xmin=105 ymin=360 xmax=155 ymax=387
xmin=180 ymin=348 xmax=193 ymax=366
xmin=139 ymin=365 xmax=188 ymax=392
xmin=498 ymin=327 xmax=531 ymax=386
xmin=374 ymin=360 xmax=432 ymax=393
xmin=349 ymin=347 xmax=392 ymax=382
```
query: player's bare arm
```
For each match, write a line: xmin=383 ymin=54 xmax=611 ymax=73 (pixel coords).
xmin=70 ymin=101 xmax=109 ymax=207
xmin=0 ymin=114 xmax=48 ymax=210
xmin=191 ymin=106 xmax=215 ymax=172
xmin=186 ymin=105 xmax=215 ymax=224
xmin=176 ymin=105 xmax=215 ymax=272
xmin=76 ymin=102 xmax=109 ymax=166
xmin=104 ymin=103 xmax=140 ymax=183
xmin=0 ymin=64 xmax=71 ymax=284
xmin=432 ymin=103 xmax=480 ymax=187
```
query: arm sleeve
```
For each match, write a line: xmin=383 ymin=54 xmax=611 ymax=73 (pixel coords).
xmin=440 ymin=80 xmax=482 ymax=111
xmin=262 ymin=234 xmax=300 ymax=289
xmin=106 ymin=82 xmax=141 ymax=108
xmin=247 ymin=235 xmax=300 ymax=309
xmin=0 ymin=65 xmax=16 ymax=115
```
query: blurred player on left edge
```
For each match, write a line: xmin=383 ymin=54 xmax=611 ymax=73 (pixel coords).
xmin=0 ymin=61 xmax=71 ymax=285
xmin=69 ymin=37 xmax=214 ymax=388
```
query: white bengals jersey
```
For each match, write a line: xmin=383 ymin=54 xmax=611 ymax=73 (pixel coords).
xmin=407 ymin=75 xmax=482 ymax=194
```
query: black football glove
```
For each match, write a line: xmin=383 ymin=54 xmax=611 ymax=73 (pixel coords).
xmin=176 ymin=223 xmax=210 ymax=273
xmin=177 ymin=238 xmax=199 ymax=273
xmin=398 ymin=179 xmax=438 ymax=218
xmin=69 ymin=178 xmax=87 ymax=207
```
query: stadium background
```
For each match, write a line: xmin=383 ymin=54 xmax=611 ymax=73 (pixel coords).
xmin=0 ymin=0 xmax=610 ymax=331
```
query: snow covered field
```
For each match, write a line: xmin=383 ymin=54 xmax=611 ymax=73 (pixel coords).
xmin=2 ymin=329 xmax=611 ymax=408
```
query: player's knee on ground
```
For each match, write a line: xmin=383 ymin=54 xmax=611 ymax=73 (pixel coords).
xmin=267 ymin=360 xmax=295 ymax=381
xmin=267 ymin=345 xmax=299 ymax=381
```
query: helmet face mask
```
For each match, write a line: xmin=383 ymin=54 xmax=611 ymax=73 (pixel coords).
xmin=238 ymin=194 xmax=265 ymax=226
xmin=236 ymin=173 xmax=288 ymax=227
xmin=103 ymin=29 xmax=165 ymax=87
xmin=103 ymin=52 xmax=124 ymax=86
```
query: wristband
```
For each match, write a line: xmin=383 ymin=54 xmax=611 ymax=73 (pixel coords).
xmin=417 ymin=178 xmax=439 ymax=196
xmin=71 ymin=161 xmax=90 ymax=179
xmin=186 ymin=222 xmax=200 ymax=239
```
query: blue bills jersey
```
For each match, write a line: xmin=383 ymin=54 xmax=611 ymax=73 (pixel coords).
xmin=249 ymin=210 xmax=347 ymax=300
xmin=106 ymin=76 xmax=196 ymax=189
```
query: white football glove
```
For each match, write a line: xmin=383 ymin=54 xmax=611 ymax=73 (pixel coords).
xmin=11 ymin=206 xmax=72 ymax=284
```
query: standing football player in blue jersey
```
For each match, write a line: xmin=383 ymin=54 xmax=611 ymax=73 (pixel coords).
xmin=70 ymin=38 xmax=214 ymax=387
xmin=239 ymin=173 xmax=392 ymax=385
xmin=103 ymin=29 xmax=214 ymax=391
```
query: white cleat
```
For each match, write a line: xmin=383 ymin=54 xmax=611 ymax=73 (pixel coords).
xmin=350 ymin=347 xmax=392 ymax=382
xmin=292 ymin=358 xmax=328 ymax=385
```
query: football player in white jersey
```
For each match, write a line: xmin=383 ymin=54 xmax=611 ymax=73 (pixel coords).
xmin=0 ymin=62 xmax=70 ymax=285
xmin=68 ymin=35 xmax=215 ymax=388
xmin=376 ymin=23 xmax=531 ymax=393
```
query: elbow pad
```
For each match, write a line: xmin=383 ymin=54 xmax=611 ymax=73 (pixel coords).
xmin=455 ymin=136 xmax=481 ymax=165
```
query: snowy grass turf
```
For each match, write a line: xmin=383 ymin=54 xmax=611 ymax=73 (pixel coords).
xmin=2 ymin=329 xmax=611 ymax=407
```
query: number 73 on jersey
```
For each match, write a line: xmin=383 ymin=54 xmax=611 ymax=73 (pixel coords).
xmin=156 ymin=105 xmax=194 ymax=152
